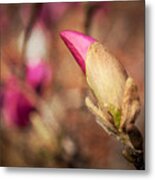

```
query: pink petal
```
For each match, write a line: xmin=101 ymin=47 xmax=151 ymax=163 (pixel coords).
xmin=3 ymin=76 xmax=35 ymax=128
xmin=60 ymin=30 xmax=96 ymax=73
xmin=26 ymin=61 xmax=53 ymax=94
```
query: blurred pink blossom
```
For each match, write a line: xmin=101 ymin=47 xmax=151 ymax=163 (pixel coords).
xmin=3 ymin=76 xmax=35 ymax=128
xmin=2 ymin=60 xmax=53 ymax=128
xmin=26 ymin=60 xmax=53 ymax=94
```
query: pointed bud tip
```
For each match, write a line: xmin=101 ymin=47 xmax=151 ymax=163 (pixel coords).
xmin=60 ymin=30 xmax=96 ymax=73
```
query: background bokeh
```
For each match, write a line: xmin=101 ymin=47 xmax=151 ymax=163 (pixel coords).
xmin=0 ymin=1 xmax=144 ymax=169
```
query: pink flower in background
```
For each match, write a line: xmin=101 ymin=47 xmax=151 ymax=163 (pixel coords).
xmin=3 ymin=76 xmax=35 ymax=127
xmin=1 ymin=61 xmax=53 ymax=128
xmin=60 ymin=30 xmax=96 ymax=73
xmin=26 ymin=60 xmax=53 ymax=94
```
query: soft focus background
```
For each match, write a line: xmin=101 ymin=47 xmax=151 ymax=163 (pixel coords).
xmin=0 ymin=1 xmax=144 ymax=169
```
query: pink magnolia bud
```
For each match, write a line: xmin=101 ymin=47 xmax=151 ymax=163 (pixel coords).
xmin=60 ymin=30 xmax=127 ymax=109
xmin=3 ymin=76 xmax=35 ymax=127
xmin=26 ymin=61 xmax=53 ymax=94
xmin=60 ymin=30 xmax=96 ymax=73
